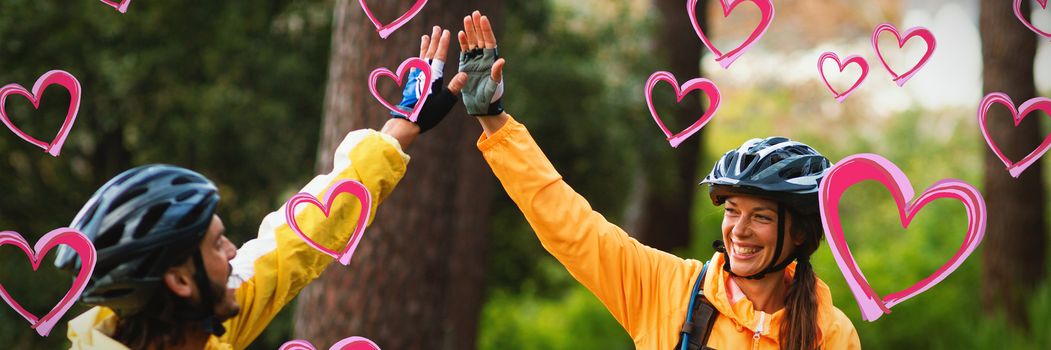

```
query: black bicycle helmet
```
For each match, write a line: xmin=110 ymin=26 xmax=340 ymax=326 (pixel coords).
xmin=55 ymin=164 xmax=219 ymax=317
xmin=700 ymin=137 xmax=831 ymax=279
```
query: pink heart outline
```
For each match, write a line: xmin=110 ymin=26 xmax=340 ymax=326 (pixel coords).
xmin=819 ymin=154 xmax=986 ymax=321
xmin=285 ymin=179 xmax=373 ymax=266
xmin=98 ymin=0 xmax=131 ymax=13
xmin=0 ymin=228 xmax=96 ymax=336
xmin=977 ymin=92 xmax=1051 ymax=178
xmin=817 ymin=52 xmax=869 ymax=103
xmin=644 ymin=71 xmax=722 ymax=148
xmin=0 ymin=70 xmax=82 ymax=157
xmin=280 ymin=337 xmax=381 ymax=350
xmin=359 ymin=0 xmax=428 ymax=39
xmin=871 ymin=23 xmax=937 ymax=87
xmin=687 ymin=0 xmax=775 ymax=69
xmin=1014 ymin=0 xmax=1051 ymax=40
xmin=368 ymin=58 xmax=432 ymax=123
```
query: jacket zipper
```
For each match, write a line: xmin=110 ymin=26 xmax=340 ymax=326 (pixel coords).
xmin=752 ymin=311 xmax=765 ymax=350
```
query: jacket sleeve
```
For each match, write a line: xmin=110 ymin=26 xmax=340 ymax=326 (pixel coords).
xmin=219 ymin=130 xmax=409 ymax=349
xmin=477 ymin=116 xmax=701 ymax=344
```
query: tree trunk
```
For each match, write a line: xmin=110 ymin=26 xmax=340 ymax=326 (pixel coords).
xmin=979 ymin=0 xmax=1046 ymax=331
xmin=627 ymin=0 xmax=706 ymax=252
xmin=294 ymin=1 xmax=500 ymax=349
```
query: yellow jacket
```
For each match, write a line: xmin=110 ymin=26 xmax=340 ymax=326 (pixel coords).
xmin=67 ymin=129 xmax=410 ymax=350
xmin=478 ymin=116 xmax=860 ymax=349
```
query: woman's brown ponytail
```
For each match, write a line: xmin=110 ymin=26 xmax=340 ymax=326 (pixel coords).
xmin=780 ymin=210 xmax=823 ymax=350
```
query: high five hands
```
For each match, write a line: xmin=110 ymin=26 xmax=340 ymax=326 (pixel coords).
xmin=385 ymin=11 xmax=509 ymax=145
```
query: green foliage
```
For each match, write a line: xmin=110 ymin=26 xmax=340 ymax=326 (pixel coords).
xmin=0 ymin=1 xmax=331 ymax=348
xmin=478 ymin=260 xmax=633 ymax=350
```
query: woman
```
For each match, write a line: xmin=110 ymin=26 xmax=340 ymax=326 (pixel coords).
xmin=453 ymin=11 xmax=860 ymax=349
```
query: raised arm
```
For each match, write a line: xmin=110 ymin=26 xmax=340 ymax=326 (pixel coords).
xmin=219 ymin=26 xmax=464 ymax=348
xmin=458 ymin=11 xmax=702 ymax=343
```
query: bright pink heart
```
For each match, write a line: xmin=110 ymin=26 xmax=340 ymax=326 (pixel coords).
xmin=98 ymin=0 xmax=131 ymax=13
xmin=1014 ymin=0 xmax=1051 ymax=40
xmin=687 ymin=0 xmax=775 ymax=69
xmin=285 ymin=179 xmax=373 ymax=266
xmin=0 ymin=228 xmax=96 ymax=336
xmin=871 ymin=23 xmax=937 ymax=87
xmin=0 ymin=70 xmax=81 ymax=157
xmin=368 ymin=58 xmax=432 ymax=123
xmin=280 ymin=337 xmax=381 ymax=350
xmin=359 ymin=0 xmax=428 ymax=39
xmin=817 ymin=52 xmax=869 ymax=103
xmin=977 ymin=92 xmax=1051 ymax=178
xmin=644 ymin=71 xmax=722 ymax=148
xmin=819 ymin=154 xmax=986 ymax=321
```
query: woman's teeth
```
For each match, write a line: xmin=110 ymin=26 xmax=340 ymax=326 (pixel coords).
xmin=736 ymin=245 xmax=761 ymax=255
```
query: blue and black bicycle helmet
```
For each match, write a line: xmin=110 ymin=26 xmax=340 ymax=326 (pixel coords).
xmin=700 ymin=137 xmax=831 ymax=279
xmin=55 ymin=164 xmax=219 ymax=319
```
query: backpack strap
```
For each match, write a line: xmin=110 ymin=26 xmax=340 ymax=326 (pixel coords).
xmin=676 ymin=261 xmax=719 ymax=350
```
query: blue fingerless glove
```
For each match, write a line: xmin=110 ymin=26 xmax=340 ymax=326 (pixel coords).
xmin=391 ymin=59 xmax=459 ymax=133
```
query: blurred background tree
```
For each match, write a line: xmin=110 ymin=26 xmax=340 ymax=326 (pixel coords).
xmin=0 ymin=0 xmax=1048 ymax=349
xmin=292 ymin=0 xmax=500 ymax=349
xmin=979 ymin=0 xmax=1047 ymax=331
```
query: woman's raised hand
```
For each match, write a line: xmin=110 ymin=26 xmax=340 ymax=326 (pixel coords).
xmin=454 ymin=11 xmax=505 ymax=117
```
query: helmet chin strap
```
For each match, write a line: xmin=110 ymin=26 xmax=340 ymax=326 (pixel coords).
xmin=187 ymin=251 xmax=227 ymax=337
xmin=713 ymin=204 xmax=796 ymax=280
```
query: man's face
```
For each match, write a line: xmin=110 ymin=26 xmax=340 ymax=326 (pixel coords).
xmin=197 ymin=215 xmax=241 ymax=320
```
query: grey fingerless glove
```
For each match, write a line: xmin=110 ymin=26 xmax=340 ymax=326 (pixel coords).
xmin=458 ymin=48 xmax=505 ymax=116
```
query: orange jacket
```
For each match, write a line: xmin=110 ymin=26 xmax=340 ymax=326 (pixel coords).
xmin=478 ymin=116 xmax=860 ymax=349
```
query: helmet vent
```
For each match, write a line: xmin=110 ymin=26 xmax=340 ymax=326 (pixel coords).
xmin=96 ymin=223 xmax=125 ymax=249
xmin=740 ymin=154 xmax=756 ymax=169
xmin=133 ymin=203 xmax=170 ymax=239
xmin=177 ymin=199 xmax=212 ymax=228
xmin=110 ymin=186 xmax=148 ymax=210
xmin=768 ymin=153 xmax=785 ymax=164
xmin=172 ymin=176 xmax=196 ymax=185
xmin=779 ymin=166 xmax=804 ymax=180
xmin=175 ymin=190 xmax=195 ymax=201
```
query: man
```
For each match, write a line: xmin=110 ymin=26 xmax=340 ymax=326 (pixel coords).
xmin=55 ymin=26 xmax=462 ymax=349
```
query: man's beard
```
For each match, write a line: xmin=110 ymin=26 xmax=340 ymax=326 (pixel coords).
xmin=211 ymin=264 xmax=241 ymax=320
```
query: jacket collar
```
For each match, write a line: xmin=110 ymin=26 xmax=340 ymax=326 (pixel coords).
xmin=702 ymin=252 xmax=838 ymax=340
xmin=67 ymin=306 xmax=229 ymax=350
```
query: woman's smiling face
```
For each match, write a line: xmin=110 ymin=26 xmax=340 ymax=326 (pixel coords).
xmin=721 ymin=195 xmax=798 ymax=277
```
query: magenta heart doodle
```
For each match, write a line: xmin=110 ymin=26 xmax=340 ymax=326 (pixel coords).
xmin=1014 ymin=0 xmax=1051 ymax=40
xmin=687 ymin=0 xmax=775 ymax=69
xmin=819 ymin=154 xmax=986 ymax=322
xmin=368 ymin=58 xmax=432 ymax=123
xmin=0 ymin=70 xmax=82 ymax=157
xmin=644 ymin=71 xmax=722 ymax=148
xmin=871 ymin=23 xmax=937 ymax=87
xmin=977 ymin=92 xmax=1051 ymax=178
xmin=359 ymin=0 xmax=428 ymax=39
xmin=817 ymin=52 xmax=869 ymax=103
xmin=285 ymin=179 xmax=373 ymax=266
xmin=281 ymin=337 xmax=381 ymax=350
xmin=98 ymin=0 xmax=131 ymax=13
xmin=0 ymin=228 xmax=96 ymax=336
